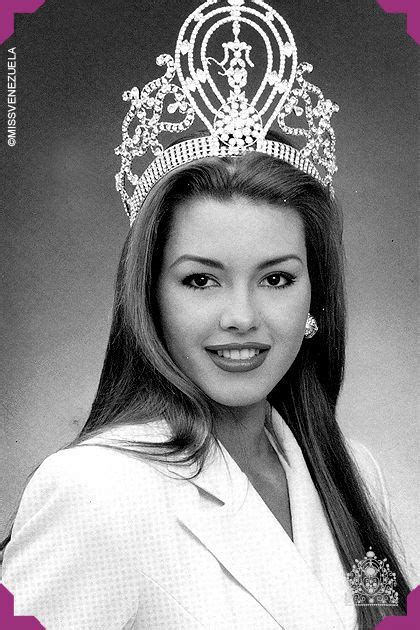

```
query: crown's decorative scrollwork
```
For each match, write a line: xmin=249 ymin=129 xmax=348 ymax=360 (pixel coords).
xmin=279 ymin=63 xmax=339 ymax=185
xmin=115 ymin=55 xmax=195 ymax=213
xmin=346 ymin=547 xmax=399 ymax=606
xmin=115 ymin=0 xmax=340 ymax=225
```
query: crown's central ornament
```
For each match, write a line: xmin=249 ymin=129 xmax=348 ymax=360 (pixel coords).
xmin=211 ymin=20 xmax=263 ymax=149
xmin=214 ymin=100 xmax=263 ymax=149
xmin=115 ymin=0 xmax=339 ymax=225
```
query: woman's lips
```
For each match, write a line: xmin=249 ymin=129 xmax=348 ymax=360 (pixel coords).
xmin=205 ymin=347 xmax=269 ymax=373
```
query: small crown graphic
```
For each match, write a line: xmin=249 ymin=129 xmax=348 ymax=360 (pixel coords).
xmin=114 ymin=0 xmax=339 ymax=225
xmin=346 ymin=547 xmax=399 ymax=607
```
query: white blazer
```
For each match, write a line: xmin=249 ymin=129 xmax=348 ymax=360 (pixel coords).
xmin=1 ymin=410 xmax=393 ymax=630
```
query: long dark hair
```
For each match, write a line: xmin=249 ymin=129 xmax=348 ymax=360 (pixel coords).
xmin=2 ymin=136 xmax=411 ymax=627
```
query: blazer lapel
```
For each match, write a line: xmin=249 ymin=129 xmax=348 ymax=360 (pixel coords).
xmin=167 ymin=426 xmax=348 ymax=629
xmin=82 ymin=415 xmax=353 ymax=629
xmin=267 ymin=410 xmax=357 ymax=629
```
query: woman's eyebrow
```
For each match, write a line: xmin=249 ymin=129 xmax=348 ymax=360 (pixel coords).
xmin=169 ymin=254 xmax=303 ymax=270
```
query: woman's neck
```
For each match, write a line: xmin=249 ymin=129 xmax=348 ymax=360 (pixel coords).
xmin=213 ymin=400 xmax=272 ymax=465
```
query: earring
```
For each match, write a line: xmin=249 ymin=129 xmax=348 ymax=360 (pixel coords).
xmin=304 ymin=313 xmax=318 ymax=339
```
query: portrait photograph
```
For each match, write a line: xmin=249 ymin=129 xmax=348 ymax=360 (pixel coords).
xmin=0 ymin=1 xmax=418 ymax=628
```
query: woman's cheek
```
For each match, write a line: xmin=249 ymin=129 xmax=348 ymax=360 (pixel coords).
xmin=174 ymin=291 xmax=220 ymax=321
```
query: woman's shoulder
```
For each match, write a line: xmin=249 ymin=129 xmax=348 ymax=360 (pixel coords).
xmin=16 ymin=421 xmax=178 ymax=522
xmin=34 ymin=438 xmax=166 ymax=486
xmin=1 ymin=425 xmax=185 ymax=624
xmin=6 ymin=424 xmax=188 ymax=556
xmin=347 ymin=439 xmax=380 ymax=470
xmin=346 ymin=439 xmax=386 ymax=484
xmin=345 ymin=438 xmax=391 ymax=523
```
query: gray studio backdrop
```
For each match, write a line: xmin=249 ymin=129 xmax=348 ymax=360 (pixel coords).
xmin=1 ymin=0 xmax=418 ymax=581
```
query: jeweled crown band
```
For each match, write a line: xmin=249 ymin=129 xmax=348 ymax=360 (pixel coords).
xmin=115 ymin=0 xmax=339 ymax=224
xmin=121 ymin=137 xmax=323 ymax=225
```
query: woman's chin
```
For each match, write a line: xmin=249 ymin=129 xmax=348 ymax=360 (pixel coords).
xmin=199 ymin=386 xmax=270 ymax=408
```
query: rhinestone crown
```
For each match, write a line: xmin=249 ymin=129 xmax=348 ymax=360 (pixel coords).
xmin=115 ymin=0 xmax=339 ymax=225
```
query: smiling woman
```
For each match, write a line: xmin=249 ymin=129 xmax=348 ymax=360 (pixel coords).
xmin=0 ymin=0 xmax=415 ymax=628
xmin=1 ymin=147 xmax=412 ymax=629
xmin=157 ymin=196 xmax=310 ymax=407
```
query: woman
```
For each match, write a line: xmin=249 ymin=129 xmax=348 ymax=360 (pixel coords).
xmin=0 ymin=147 xmax=412 ymax=629
xmin=0 ymin=0 xmax=413 ymax=627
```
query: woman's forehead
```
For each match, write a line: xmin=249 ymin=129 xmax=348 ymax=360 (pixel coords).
xmin=164 ymin=196 xmax=307 ymax=261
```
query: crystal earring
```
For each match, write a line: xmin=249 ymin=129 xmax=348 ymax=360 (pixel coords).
xmin=304 ymin=313 xmax=318 ymax=338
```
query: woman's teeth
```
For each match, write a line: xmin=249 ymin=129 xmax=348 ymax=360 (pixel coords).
xmin=216 ymin=348 xmax=260 ymax=359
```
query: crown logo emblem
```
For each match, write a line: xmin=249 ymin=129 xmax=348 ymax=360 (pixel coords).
xmin=115 ymin=0 xmax=339 ymax=225
xmin=346 ymin=547 xmax=399 ymax=606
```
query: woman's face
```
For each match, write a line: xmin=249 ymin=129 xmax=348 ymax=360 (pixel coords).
xmin=156 ymin=195 xmax=311 ymax=407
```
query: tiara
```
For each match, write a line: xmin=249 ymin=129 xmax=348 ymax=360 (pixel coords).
xmin=115 ymin=0 xmax=339 ymax=226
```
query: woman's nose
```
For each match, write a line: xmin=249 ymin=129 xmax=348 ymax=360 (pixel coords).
xmin=219 ymin=289 xmax=259 ymax=332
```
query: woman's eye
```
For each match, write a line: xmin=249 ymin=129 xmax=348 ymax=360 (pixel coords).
xmin=182 ymin=274 xmax=218 ymax=290
xmin=182 ymin=273 xmax=294 ymax=290
xmin=260 ymin=273 xmax=294 ymax=289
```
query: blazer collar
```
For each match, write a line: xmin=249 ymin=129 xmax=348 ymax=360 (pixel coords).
xmin=82 ymin=412 xmax=284 ymax=510
xmin=81 ymin=411 xmax=355 ymax=629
